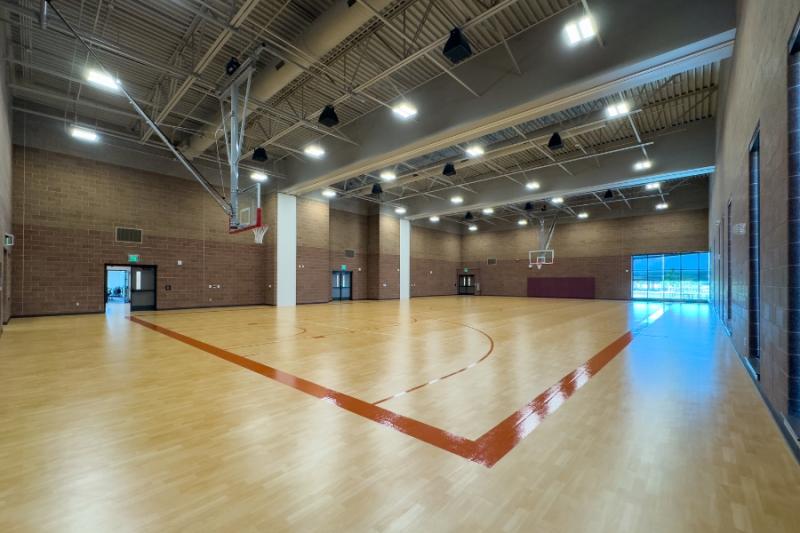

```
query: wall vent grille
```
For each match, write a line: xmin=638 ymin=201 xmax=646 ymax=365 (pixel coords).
xmin=115 ymin=227 xmax=143 ymax=243
xmin=344 ymin=249 xmax=356 ymax=258
xmin=487 ymin=257 xmax=497 ymax=265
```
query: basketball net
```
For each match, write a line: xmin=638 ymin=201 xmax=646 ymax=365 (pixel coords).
xmin=252 ymin=225 xmax=269 ymax=244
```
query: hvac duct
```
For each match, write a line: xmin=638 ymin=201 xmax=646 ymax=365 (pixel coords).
xmin=181 ymin=0 xmax=393 ymax=159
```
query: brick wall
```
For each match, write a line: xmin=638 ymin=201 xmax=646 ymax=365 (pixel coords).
xmin=410 ymin=225 xmax=461 ymax=296
xmin=330 ymin=208 xmax=369 ymax=300
xmin=366 ymin=214 xmax=400 ymax=299
xmin=462 ymin=209 xmax=708 ymax=299
xmin=710 ymin=0 xmax=800 ymax=418
xmin=0 ymin=33 xmax=12 ymax=327
xmin=296 ymin=197 xmax=330 ymax=304
xmin=11 ymin=146 xmax=266 ymax=315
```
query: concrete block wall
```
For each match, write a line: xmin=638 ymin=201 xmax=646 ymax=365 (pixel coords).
xmin=11 ymin=146 xmax=266 ymax=315
xmin=709 ymin=0 xmax=800 ymax=418
xmin=0 ymin=31 xmax=12 ymax=327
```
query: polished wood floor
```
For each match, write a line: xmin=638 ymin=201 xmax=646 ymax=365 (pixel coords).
xmin=1 ymin=297 xmax=799 ymax=532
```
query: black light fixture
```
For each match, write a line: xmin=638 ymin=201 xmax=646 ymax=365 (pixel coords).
xmin=443 ymin=28 xmax=473 ymax=64
xmin=252 ymin=147 xmax=268 ymax=162
xmin=525 ymin=202 xmax=533 ymax=211
xmin=547 ymin=132 xmax=563 ymax=150
xmin=371 ymin=183 xmax=383 ymax=195
xmin=225 ymin=57 xmax=241 ymax=76
xmin=318 ymin=105 xmax=339 ymax=127
xmin=541 ymin=204 xmax=547 ymax=212
xmin=442 ymin=162 xmax=456 ymax=176
xmin=465 ymin=211 xmax=474 ymax=220
xmin=604 ymin=189 xmax=613 ymax=200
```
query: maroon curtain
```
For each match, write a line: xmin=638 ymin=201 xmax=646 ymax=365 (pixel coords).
xmin=527 ymin=277 xmax=595 ymax=299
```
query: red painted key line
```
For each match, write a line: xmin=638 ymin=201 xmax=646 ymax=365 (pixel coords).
xmin=128 ymin=307 xmax=664 ymax=468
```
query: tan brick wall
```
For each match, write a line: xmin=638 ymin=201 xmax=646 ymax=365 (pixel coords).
xmin=710 ymin=0 xmax=800 ymax=416
xmin=462 ymin=209 xmax=708 ymax=299
xmin=330 ymin=208 xmax=368 ymax=300
xmin=11 ymin=146 xmax=267 ymax=315
xmin=296 ymin=197 xmax=330 ymax=304
xmin=0 ymin=38 xmax=12 ymax=327
xmin=411 ymin=226 xmax=461 ymax=296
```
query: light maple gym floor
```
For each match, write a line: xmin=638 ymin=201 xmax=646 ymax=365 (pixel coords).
xmin=1 ymin=296 xmax=799 ymax=532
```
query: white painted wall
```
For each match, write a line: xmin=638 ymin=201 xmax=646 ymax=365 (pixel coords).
xmin=276 ymin=193 xmax=296 ymax=307
xmin=400 ymin=219 xmax=410 ymax=300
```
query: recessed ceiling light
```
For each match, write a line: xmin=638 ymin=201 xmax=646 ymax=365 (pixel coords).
xmin=465 ymin=145 xmax=485 ymax=157
xmin=525 ymin=181 xmax=540 ymax=190
xmin=468 ymin=224 xmax=478 ymax=231
xmin=451 ymin=195 xmax=464 ymax=204
xmin=577 ymin=212 xmax=589 ymax=219
xmin=564 ymin=15 xmax=595 ymax=46
xmin=394 ymin=206 xmax=407 ymax=215
xmin=322 ymin=189 xmax=337 ymax=198
xmin=380 ymin=170 xmax=397 ymax=181
xmin=304 ymin=144 xmax=325 ymax=158
xmin=645 ymin=182 xmax=661 ymax=190
xmin=250 ymin=171 xmax=268 ymax=182
xmin=656 ymin=202 xmax=669 ymax=210
xmin=551 ymin=197 xmax=564 ymax=204
xmin=606 ymin=102 xmax=630 ymax=118
xmin=70 ymin=126 xmax=99 ymax=142
xmin=429 ymin=216 xmax=440 ymax=222
xmin=482 ymin=207 xmax=494 ymax=215
xmin=86 ymin=69 xmax=119 ymax=91
xmin=517 ymin=219 xmax=528 ymax=226
xmin=392 ymin=101 xmax=418 ymax=119
xmin=634 ymin=160 xmax=653 ymax=171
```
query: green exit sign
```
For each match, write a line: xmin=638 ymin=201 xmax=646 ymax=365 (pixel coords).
xmin=341 ymin=264 xmax=347 ymax=271
xmin=463 ymin=268 xmax=469 ymax=273
xmin=128 ymin=254 xmax=140 ymax=263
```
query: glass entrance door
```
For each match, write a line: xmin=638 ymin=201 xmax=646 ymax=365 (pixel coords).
xmin=332 ymin=271 xmax=352 ymax=301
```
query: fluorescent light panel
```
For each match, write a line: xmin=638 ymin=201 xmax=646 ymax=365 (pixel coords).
xmin=577 ymin=212 xmax=589 ymax=219
xmin=465 ymin=145 xmax=485 ymax=157
xmin=70 ymin=126 xmax=99 ymax=142
xmin=645 ymin=182 xmax=660 ymax=190
xmin=322 ymin=189 xmax=336 ymax=198
xmin=394 ymin=206 xmax=407 ymax=214
xmin=606 ymin=101 xmax=630 ymax=118
xmin=450 ymin=195 xmax=464 ymax=204
xmin=551 ymin=197 xmax=564 ymax=204
xmin=380 ymin=170 xmax=397 ymax=181
xmin=429 ymin=216 xmax=440 ymax=222
xmin=564 ymin=15 xmax=595 ymax=45
xmin=392 ymin=101 xmax=417 ymax=119
xmin=250 ymin=172 xmax=268 ymax=182
xmin=525 ymin=181 xmax=540 ymax=190
xmin=86 ymin=69 xmax=119 ymax=91
xmin=656 ymin=202 xmax=669 ymax=210
xmin=482 ymin=207 xmax=494 ymax=215
xmin=517 ymin=219 xmax=528 ymax=226
xmin=468 ymin=224 xmax=478 ymax=231
xmin=304 ymin=144 xmax=325 ymax=158
xmin=634 ymin=160 xmax=653 ymax=171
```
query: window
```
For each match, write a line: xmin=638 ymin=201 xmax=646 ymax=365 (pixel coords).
xmin=749 ymin=130 xmax=761 ymax=363
xmin=632 ymin=252 xmax=710 ymax=301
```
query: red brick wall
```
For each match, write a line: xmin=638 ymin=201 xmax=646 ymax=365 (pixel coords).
xmin=330 ymin=208 xmax=368 ymax=300
xmin=11 ymin=146 xmax=267 ymax=315
xmin=411 ymin=226 xmax=461 ymax=296
xmin=296 ymin=197 xmax=330 ymax=304
xmin=367 ymin=215 xmax=400 ymax=299
xmin=462 ymin=209 xmax=708 ymax=299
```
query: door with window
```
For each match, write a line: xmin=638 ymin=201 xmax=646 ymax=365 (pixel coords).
xmin=332 ymin=271 xmax=352 ymax=301
xmin=458 ymin=274 xmax=476 ymax=295
xmin=130 ymin=266 xmax=157 ymax=311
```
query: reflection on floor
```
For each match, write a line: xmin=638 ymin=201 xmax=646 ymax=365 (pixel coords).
xmin=0 ymin=297 xmax=798 ymax=531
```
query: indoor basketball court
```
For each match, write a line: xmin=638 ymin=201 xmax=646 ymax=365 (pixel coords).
xmin=1 ymin=0 xmax=800 ymax=531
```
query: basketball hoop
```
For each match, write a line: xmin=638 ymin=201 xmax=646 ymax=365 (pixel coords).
xmin=252 ymin=225 xmax=269 ymax=244
xmin=529 ymin=249 xmax=555 ymax=268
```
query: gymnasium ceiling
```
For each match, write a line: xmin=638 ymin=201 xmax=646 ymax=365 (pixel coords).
xmin=1 ymin=0 xmax=735 ymax=229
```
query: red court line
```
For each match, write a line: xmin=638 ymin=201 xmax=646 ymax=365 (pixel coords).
xmin=128 ymin=308 xmax=663 ymax=467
